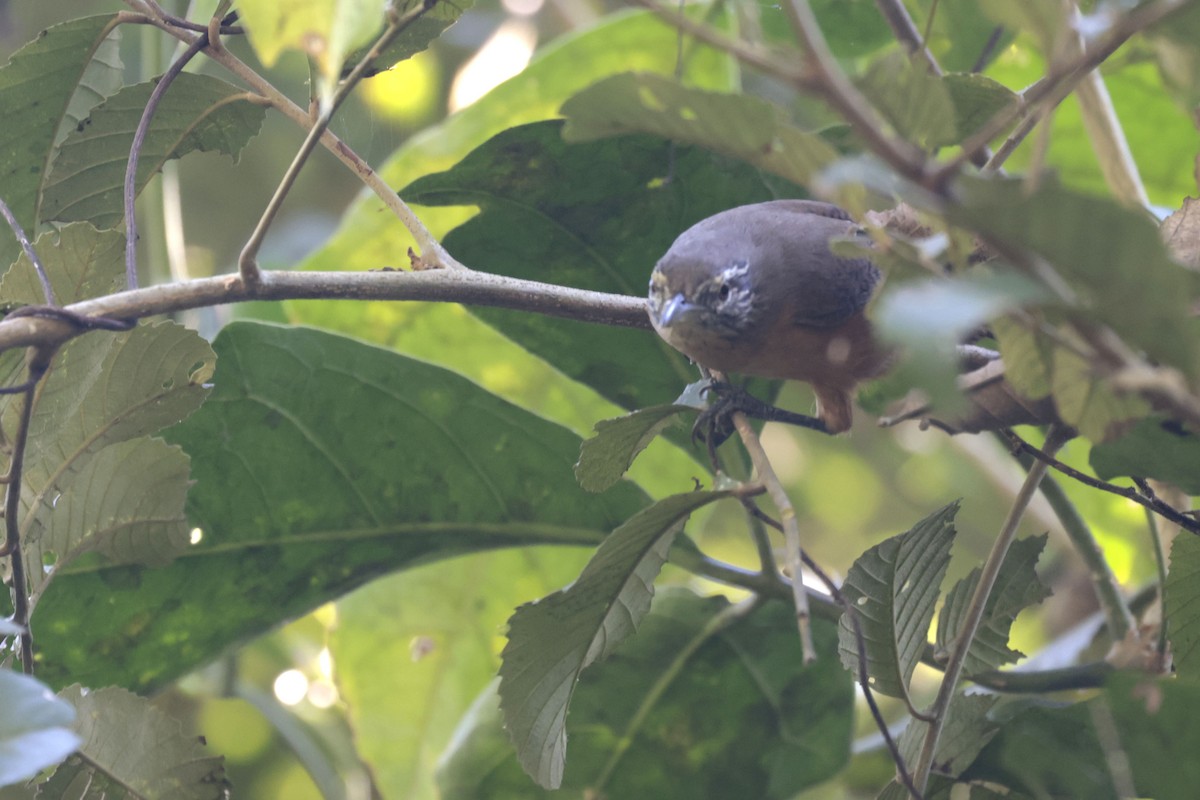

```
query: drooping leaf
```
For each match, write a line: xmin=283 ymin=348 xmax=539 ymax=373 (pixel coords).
xmin=560 ymin=72 xmax=839 ymax=187
xmin=334 ymin=548 xmax=590 ymax=800
xmin=343 ymin=0 xmax=472 ymax=77
xmin=857 ymin=52 xmax=957 ymax=149
xmin=838 ymin=501 xmax=958 ymax=698
xmin=34 ymin=322 xmax=647 ymax=691
xmin=936 ymin=535 xmax=1049 ymax=675
xmin=42 ymin=73 xmax=267 ymax=229
xmin=498 ymin=491 xmax=729 ymax=788
xmin=991 ymin=316 xmax=1053 ymax=399
xmin=0 ymin=14 xmax=120 ymax=271
xmin=443 ymin=593 xmax=854 ymax=799
xmin=38 ymin=686 xmax=228 ymax=799
xmin=575 ymin=405 xmax=691 ymax=492
xmin=402 ymin=119 xmax=794 ymax=413
xmin=0 ymin=671 xmax=79 ymax=789
xmin=1051 ymin=345 xmax=1149 ymax=443
xmin=1166 ymin=534 xmax=1200 ymax=679
xmin=942 ymin=73 xmax=1019 ymax=141
xmin=953 ymin=175 xmax=1199 ymax=377
xmin=1090 ymin=416 xmax=1200 ymax=494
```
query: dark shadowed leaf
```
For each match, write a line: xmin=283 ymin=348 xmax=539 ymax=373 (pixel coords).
xmin=445 ymin=592 xmax=853 ymax=798
xmin=1090 ymin=416 xmax=1200 ymax=494
xmin=32 ymin=322 xmax=648 ymax=691
xmin=498 ymin=491 xmax=729 ymax=788
xmin=838 ymin=502 xmax=958 ymax=698
xmin=1166 ymin=534 xmax=1200 ymax=679
xmin=898 ymin=694 xmax=998 ymax=781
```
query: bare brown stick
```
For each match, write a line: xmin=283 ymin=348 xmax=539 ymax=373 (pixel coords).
xmin=0 ymin=196 xmax=55 ymax=306
xmin=124 ymin=28 xmax=208 ymax=290
xmin=237 ymin=0 xmax=435 ymax=290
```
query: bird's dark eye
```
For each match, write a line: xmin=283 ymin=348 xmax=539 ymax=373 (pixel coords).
xmin=717 ymin=282 xmax=731 ymax=302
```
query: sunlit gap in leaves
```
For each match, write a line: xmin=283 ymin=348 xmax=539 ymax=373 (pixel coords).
xmin=449 ymin=19 xmax=537 ymax=112
xmin=189 ymin=527 xmax=203 ymax=545
xmin=274 ymin=669 xmax=309 ymax=706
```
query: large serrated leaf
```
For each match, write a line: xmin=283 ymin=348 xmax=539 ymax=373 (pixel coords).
xmin=498 ymin=491 xmax=730 ymax=789
xmin=41 ymin=686 xmax=227 ymax=799
xmin=0 ymin=671 xmax=79 ymax=789
xmin=561 ymin=72 xmax=838 ymax=187
xmin=898 ymin=694 xmax=998 ymax=780
xmin=23 ymin=437 xmax=191 ymax=605
xmin=442 ymin=593 xmax=853 ymax=799
xmin=1166 ymin=534 xmax=1200 ymax=679
xmin=575 ymin=405 xmax=691 ymax=493
xmin=838 ymin=502 xmax=958 ymax=698
xmin=936 ymin=535 xmax=1050 ymax=676
xmin=0 ymin=223 xmax=126 ymax=306
xmin=33 ymin=322 xmax=648 ymax=691
xmin=857 ymin=52 xmax=957 ymax=149
xmin=42 ymin=73 xmax=266 ymax=229
xmin=0 ymin=14 xmax=122 ymax=271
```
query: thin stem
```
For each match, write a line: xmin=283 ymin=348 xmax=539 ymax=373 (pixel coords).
xmin=782 ymin=0 xmax=928 ymax=182
xmin=1140 ymin=497 xmax=1169 ymax=661
xmin=912 ymin=425 xmax=1067 ymax=792
xmin=0 ymin=196 xmax=55 ymax=306
xmin=1004 ymin=430 xmax=1200 ymax=534
xmin=2 ymin=355 xmax=50 ymax=673
xmin=1003 ymin=433 xmax=1135 ymax=642
xmin=237 ymin=1 xmax=434 ymax=290
xmin=727 ymin=407 xmax=815 ymax=663
xmin=124 ymin=29 xmax=208 ymax=290
xmin=874 ymin=0 xmax=940 ymax=74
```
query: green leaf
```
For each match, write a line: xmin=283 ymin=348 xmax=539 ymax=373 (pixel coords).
xmin=402 ymin=119 xmax=795 ymax=412
xmin=1089 ymin=416 xmax=1200 ymax=494
xmin=343 ymin=0 xmax=471 ymax=77
xmin=978 ymin=0 xmax=1060 ymax=52
xmin=42 ymin=686 xmax=227 ymax=799
xmin=498 ymin=491 xmax=729 ymax=788
xmin=238 ymin=0 xmax=382 ymax=91
xmin=333 ymin=548 xmax=589 ymax=800
xmin=0 ymin=14 xmax=120 ymax=270
xmin=1166 ymin=534 xmax=1200 ymax=679
xmin=1051 ymin=345 xmax=1149 ymax=443
xmin=33 ymin=322 xmax=647 ymax=691
xmin=1101 ymin=673 xmax=1200 ymax=800
xmin=443 ymin=593 xmax=853 ymax=799
xmin=897 ymin=694 xmax=998 ymax=780
xmin=954 ymin=175 xmax=1198 ymax=376
xmin=857 ymin=52 xmax=957 ymax=149
xmin=0 ymin=671 xmax=79 ymax=789
xmin=575 ymin=405 xmax=691 ymax=493
xmin=838 ymin=501 xmax=958 ymax=698
xmin=942 ymin=73 xmax=1019 ymax=141
xmin=913 ymin=0 xmax=1015 ymax=73
xmin=0 ymin=223 xmax=125 ymax=305
xmin=41 ymin=73 xmax=267 ymax=229
xmin=560 ymin=72 xmax=838 ymax=187
xmin=991 ymin=316 xmax=1053 ymax=399
xmin=936 ymin=535 xmax=1050 ymax=675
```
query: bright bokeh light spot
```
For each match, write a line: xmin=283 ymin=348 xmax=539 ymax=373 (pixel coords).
xmin=449 ymin=20 xmax=537 ymax=112
xmin=274 ymin=669 xmax=309 ymax=706
xmin=502 ymin=0 xmax=544 ymax=15
xmin=317 ymin=647 xmax=333 ymax=680
xmin=189 ymin=527 xmax=203 ymax=545
xmin=360 ymin=50 xmax=441 ymax=125
xmin=307 ymin=679 xmax=339 ymax=709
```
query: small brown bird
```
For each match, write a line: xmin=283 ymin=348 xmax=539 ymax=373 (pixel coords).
xmin=647 ymin=200 xmax=890 ymax=434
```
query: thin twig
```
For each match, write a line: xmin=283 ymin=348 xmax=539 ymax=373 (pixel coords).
xmin=1140 ymin=498 xmax=1169 ymax=661
xmin=782 ymin=0 xmax=927 ymax=181
xmin=237 ymin=0 xmax=435 ymax=290
xmin=1003 ymin=433 xmax=1136 ymax=643
xmin=0 ymin=197 xmax=55 ymax=306
xmin=132 ymin=10 xmax=460 ymax=271
xmin=1 ymin=355 xmax=51 ymax=673
xmin=933 ymin=0 xmax=1190 ymax=187
xmin=874 ymin=0 xmax=940 ymax=74
xmin=124 ymin=28 xmax=209 ymax=290
xmin=727 ymin=406 xmax=815 ymax=663
xmin=1004 ymin=430 xmax=1200 ymax=534
xmin=912 ymin=425 xmax=1067 ymax=793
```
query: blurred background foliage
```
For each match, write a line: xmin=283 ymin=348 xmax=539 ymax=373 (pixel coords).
xmin=2 ymin=0 xmax=1193 ymax=797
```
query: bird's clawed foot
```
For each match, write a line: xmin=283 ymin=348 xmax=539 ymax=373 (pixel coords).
xmin=691 ymin=382 xmax=831 ymax=461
